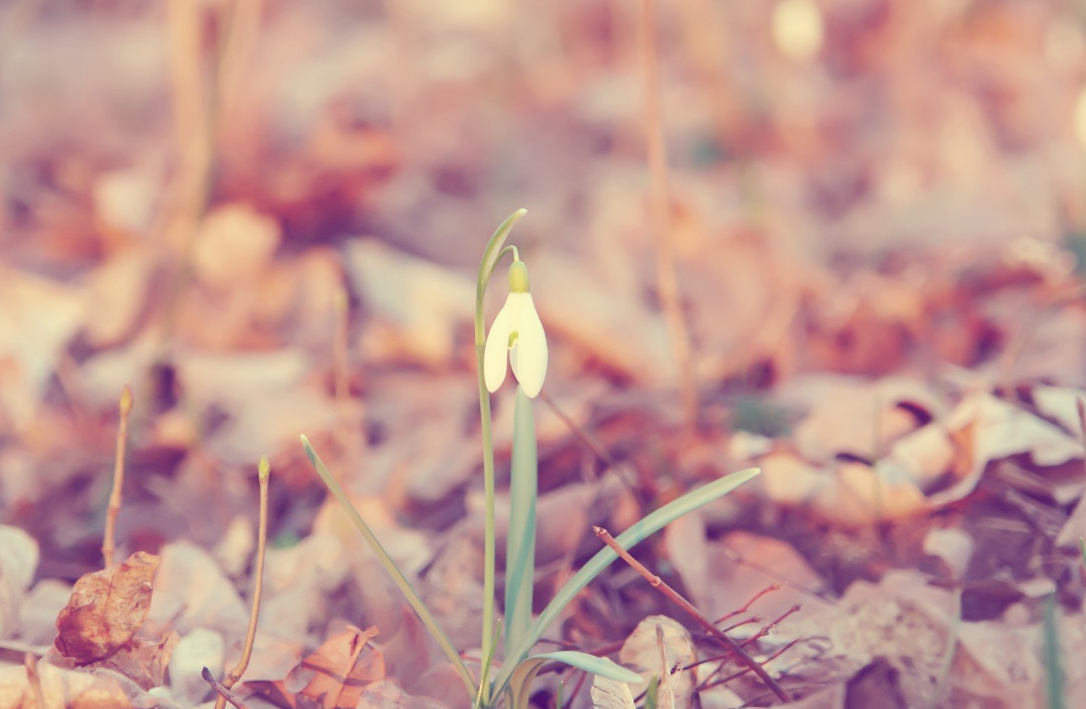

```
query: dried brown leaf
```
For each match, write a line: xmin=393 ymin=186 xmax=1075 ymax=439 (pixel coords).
xmin=90 ymin=632 xmax=179 ymax=690
xmin=285 ymin=625 xmax=385 ymax=709
xmin=54 ymin=552 xmax=160 ymax=664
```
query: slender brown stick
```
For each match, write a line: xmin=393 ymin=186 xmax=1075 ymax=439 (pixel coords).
xmin=333 ymin=285 xmax=350 ymax=404
xmin=214 ymin=456 xmax=270 ymax=709
xmin=25 ymin=652 xmax=46 ymax=709
xmin=639 ymin=0 xmax=698 ymax=426
xmin=102 ymin=386 xmax=133 ymax=568
xmin=204 ymin=667 xmax=255 ymax=709
xmin=714 ymin=583 xmax=779 ymax=623
xmin=700 ymin=638 xmax=802 ymax=691
xmin=593 ymin=526 xmax=790 ymax=702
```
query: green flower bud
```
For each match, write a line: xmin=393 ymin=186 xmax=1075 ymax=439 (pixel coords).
xmin=509 ymin=260 xmax=530 ymax=294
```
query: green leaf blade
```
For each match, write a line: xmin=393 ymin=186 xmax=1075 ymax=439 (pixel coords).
xmin=300 ymin=435 xmax=477 ymax=700
xmin=504 ymin=386 xmax=538 ymax=655
xmin=493 ymin=467 xmax=761 ymax=694
xmin=508 ymin=652 xmax=641 ymax=709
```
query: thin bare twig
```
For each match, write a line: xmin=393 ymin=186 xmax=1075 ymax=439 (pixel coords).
xmin=639 ymin=0 xmax=698 ymax=426
xmin=214 ymin=456 xmax=270 ymax=709
xmin=593 ymin=526 xmax=790 ymax=702
xmin=25 ymin=652 xmax=46 ymax=709
xmin=204 ymin=667 xmax=254 ymax=709
xmin=102 ymin=386 xmax=133 ymax=568
xmin=715 ymin=583 xmax=779 ymax=624
xmin=333 ymin=285 xmax=350 ymax=404
xmin=701 ymin=638 xmax=802 ymax=691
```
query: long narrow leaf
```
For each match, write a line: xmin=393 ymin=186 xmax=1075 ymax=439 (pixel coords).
xmin=504 ymin=386 xmax=538 ymax=654
xmin=508 ymin=651 xmax=641 ymax=709
xmin=492 ymin=467 xmax=761 ymax=694
xmin=1044 ymin=594 xmax=1066 ymax=709
xmin=300 ymin=435 xmax=476 ymax=699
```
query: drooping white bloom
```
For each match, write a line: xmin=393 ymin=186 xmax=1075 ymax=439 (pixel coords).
xmin=484 ymin=260 xmax=548 ymax=398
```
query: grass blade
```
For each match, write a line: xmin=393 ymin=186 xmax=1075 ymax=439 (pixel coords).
xmin=1044 ymin=594 xmax=1066 ymax=709
xmin=505 ymin=386 xmax=538 ymax=655
xmin=492 ymin=467 xmax=761 ymax=695
xmin=508 ymin=651 xmax=641 ymax=709
xmin=300 ymin=435 xmax=476 ymax=699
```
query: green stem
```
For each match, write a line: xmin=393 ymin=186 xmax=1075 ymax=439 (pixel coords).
xmin=475 ymin=209 xmax=527 ymax=706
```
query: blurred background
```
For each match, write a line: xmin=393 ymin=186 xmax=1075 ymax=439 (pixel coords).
xmin=5 ymin=0 xmax=1086 ymax=706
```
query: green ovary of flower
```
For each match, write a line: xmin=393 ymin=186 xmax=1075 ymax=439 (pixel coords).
xmin=484 ymin=261 xmax=548 ymax=398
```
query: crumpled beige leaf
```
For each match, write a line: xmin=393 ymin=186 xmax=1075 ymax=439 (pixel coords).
xmin=0 ymin=660 xmax=142 ymax=709
xmin=18 ymin=579 xmax=72 ymax=646
xmin=773 ymin=570 xmax=959 ymax=707
xmin=664 ymin=511 xmax=710 ymax=612
xmin=0 ymin=267 xmax=85 ymax=428
xmin=145 ymin=542 xmax=249 ymax=639
xmin=285 ymin=625 xmax=385 ymax=709
xmin=780 ymin=375 xmax=942 ymax=463
xmin=619 ymin=616 xmax=695 ymax=708
xmin=709 ymin=532 xmax=830 ymax=628
xmin=356 ymin=678 xmax=452 ymax=709
xmin=530 ymin=250 xmax=673 ymax=384
xmin=345 ymin=239 xmax=474 ymax=366
xmin=590 ymin=675 xmax=637 ymax=709
xmin=168 ymin=627 xmax=225 ymax=706
xmin=934 ymin=392 xmax=1082 ymax=504
xmin=89 ymin=632 xmax=180 ymax=690
xmin=176 ymin=350 xmax=337 ymax=465
xmin=0 ymin=525 xmax=39 ymax=641
xmin=811 ymin=460 xmax=930 ymax=526
xmin=54 ymin=551 xmax=160 ymax=664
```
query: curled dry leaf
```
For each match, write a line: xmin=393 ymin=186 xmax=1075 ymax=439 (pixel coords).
xmin=0 ymin=660 xmax=138 ymax=709
xmin=0 ymin=525 xmax=39 ymax=640
xmin=169 ymin=627 xmax=225 ymax=706
xmin=145 ymin=541 xmax=249 ymax=638
xmin=590 ymin=675 xmax=637 ymax=709
xmin=89 ymin=632 xmax=180 ymax=690
xmin=284 ymin=625 xmax=386 ymax=709
xmin=933 ymin=392 xmax=1082 ymax=504
xmin=54 ymin=551 xmax=161 ymax=664
xmin=356 ymin=679 xmax=453 ymax=709
xmin=618 ymin=616 xmax=695 ymax=708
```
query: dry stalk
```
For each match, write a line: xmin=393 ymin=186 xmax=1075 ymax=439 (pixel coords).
xmin=639 ymin=0 xmax=698 ymax=426
xmin=214 ymin=456 xmax=270 ymax=709
xmin=593 ymin=526 xmax=790 ymax=702
xmin=102 ymin=386 xmax=133 ymax=568
xmin=333 ymin=285 xmax=350 ymax=404
xmin=204 ymin=667 xmax=254 ymax=709
xmin=25 ymin=652 xmax=46 ymax=709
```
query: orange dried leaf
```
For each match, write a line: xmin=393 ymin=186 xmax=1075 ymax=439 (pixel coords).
xmin=286 ymin=625 xmax=385 ymax=709
xmin=54 ymin=551 xmax=161 ymax=663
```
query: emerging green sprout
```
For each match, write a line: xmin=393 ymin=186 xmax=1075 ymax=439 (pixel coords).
xmin=484 ymin=259 xmax=548 ymax=398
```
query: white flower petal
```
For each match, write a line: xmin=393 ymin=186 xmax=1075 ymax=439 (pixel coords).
xmin=483 ymin=295 xmax=517 ymax=393
xmin=510 ymin=342 xmax=520 ymax=381
xmin=511 ymin=293 xmax=547 ymax=397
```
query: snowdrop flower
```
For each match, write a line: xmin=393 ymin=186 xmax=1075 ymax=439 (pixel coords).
xmin=484 ymin=260 xmax=548 ymax=397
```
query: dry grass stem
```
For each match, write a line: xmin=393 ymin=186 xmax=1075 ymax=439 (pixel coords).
xmin=214 ymin=456 xmax=270 ymax=709
xmin=593 ymin=526 xmax=790 ymax=702
xmin=102 ymin=386 xmax=133 ymax=569
xmin=639 ymin=0 xmax=698 ymax=426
